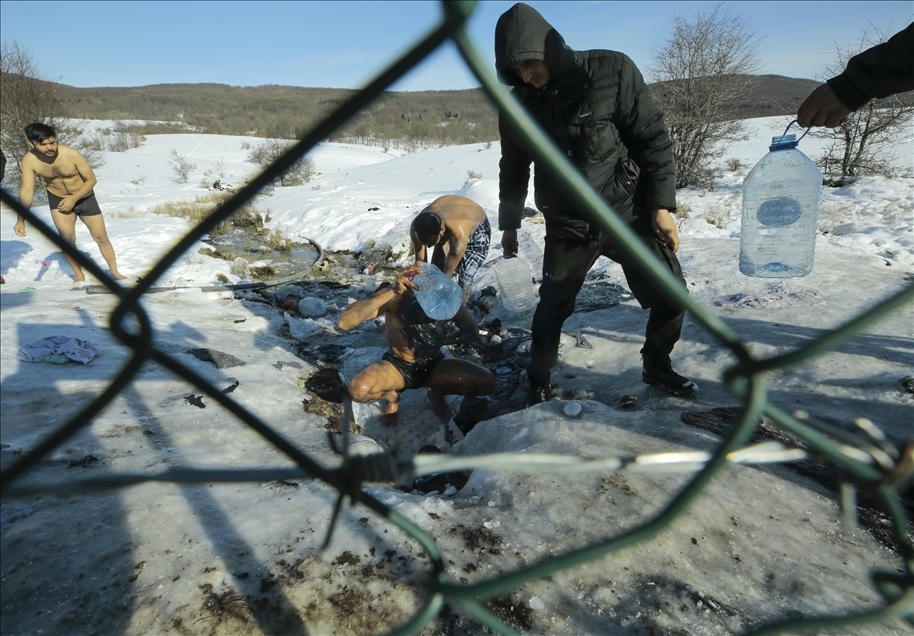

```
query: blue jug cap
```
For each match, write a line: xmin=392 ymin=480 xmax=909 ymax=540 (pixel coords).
xmin=769 ymin=134 xmax=798 ymax=151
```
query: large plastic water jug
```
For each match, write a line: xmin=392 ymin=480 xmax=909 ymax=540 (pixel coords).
xmin=413 ymin=262 xmax=462 ymax=320
xmin=739 ymin=122 xmax=822 ymax=278
xmin=494 ymin=253 xmax=537 ymax=312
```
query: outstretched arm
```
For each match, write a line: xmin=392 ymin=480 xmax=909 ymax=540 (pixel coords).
xmin=337 ymin=287 xmax=395 ymax=331
xmin=14 ymin=156 xmax=36 ymax=237
xmin=797 ymin=83 xmax=852 ymax=128
xmin=336 ymin=263 xmax=422 ymax=331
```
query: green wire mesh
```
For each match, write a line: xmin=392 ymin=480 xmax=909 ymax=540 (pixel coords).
xmin=1 ymin=2 xmax=912 ymax=634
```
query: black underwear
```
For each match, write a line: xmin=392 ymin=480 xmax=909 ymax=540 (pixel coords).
xmin=48 ymin=191 xmax=102 ymax=216
xmin=381 ymin=350 xmax=444 ymax=390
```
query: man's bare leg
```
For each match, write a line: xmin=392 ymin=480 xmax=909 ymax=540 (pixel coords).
xmin=349 ymin=361 xmax=406 ymax=427
xmin=425 ymin=359 xmax=496 ymax=422
xmin=381 ymin=391 xmax=401 ymax=427
xmin=51 ymin=209 xmax=86 ymax=283
xmin=80 ymin=214 xmax=127 ymax=280
xmin=429 ymin=388 xmax=451 ymax=422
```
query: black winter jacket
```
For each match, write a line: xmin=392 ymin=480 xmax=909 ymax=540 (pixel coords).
xmin=828 ymin=22 xmax=914 ymax=112
xmin=495 ymin=3 xmax=676 ymax=240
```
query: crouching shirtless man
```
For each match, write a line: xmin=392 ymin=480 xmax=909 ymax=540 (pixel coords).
xmin=337 ymin=262 xmax=496 ymax=426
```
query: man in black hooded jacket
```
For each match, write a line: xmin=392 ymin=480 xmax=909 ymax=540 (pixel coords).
xmin=495 ymin=2 xmax=696 ymax=402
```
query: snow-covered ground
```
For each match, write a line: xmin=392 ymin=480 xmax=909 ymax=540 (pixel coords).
xmin=1 ymin=116 xmax=912 ymax=635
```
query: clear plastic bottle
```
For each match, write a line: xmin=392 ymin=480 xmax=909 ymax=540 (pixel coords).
xmin=413 ymin=262 xmax=463 ymax=320
xmin=739 ymin=132 xmax=822 ymax=277
xmin=494 ymin=253 xmax=537 ymax=312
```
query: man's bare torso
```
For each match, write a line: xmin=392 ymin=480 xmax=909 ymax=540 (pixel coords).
xmin=382 ymin=292 xmax=445 ymax=363
xmin=26 ymin=145 xmax=88 ymax=198
xmin=425 ymin=195 xmax=487 ymax=247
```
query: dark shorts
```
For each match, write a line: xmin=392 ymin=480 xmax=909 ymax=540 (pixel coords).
xmin=456 ymin=218 xmax=491 ymax=288
xmin=381 ymin=350 xmax=444 ymax=390
xmin=48 ymin=191 xmax=102 ymax=217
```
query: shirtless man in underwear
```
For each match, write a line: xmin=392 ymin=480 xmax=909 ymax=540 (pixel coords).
xmin=337 ymin=262 xmax=496 ymax=425
xmin=410 ymin=195 xmax=491 ymax=294
xmin=14 ymin=123 xmax=127 ymax=283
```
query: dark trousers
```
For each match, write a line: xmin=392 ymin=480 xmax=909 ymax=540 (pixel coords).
xmin=527 ymin=219 xmax=687 ymax=386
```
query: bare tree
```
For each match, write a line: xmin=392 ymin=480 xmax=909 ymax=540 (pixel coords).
xmin=247 ymin=138 xmax=315 ymax=187
xmin=648 ymin=3 xmax=763 ymax=189
xmin=809 ymin=26 xmax=914 ymax=185
xmin=0 ymin=40 xmax=102 ymax=186
xmin=168 ymin=149 xmax=197 ymax=183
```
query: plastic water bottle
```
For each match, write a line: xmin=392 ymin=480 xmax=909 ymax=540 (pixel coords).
xmin=739 ymin=123 xmax=822 ymax=278
xmin=494 ymin=253 xmax=537 ymax=312
xmin=413 ymin=262 xmax=462 ymax=320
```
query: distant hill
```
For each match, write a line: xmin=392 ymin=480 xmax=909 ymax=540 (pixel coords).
xmin=55 ymin=75 xmax=821 ymax=144
xmin=719 ymin=74 xmax=822 ymax=119
xmin=59 ymin=83 xmax=500 ymax=146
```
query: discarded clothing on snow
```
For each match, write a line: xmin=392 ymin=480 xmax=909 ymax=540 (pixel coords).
xmin=18 ymin=336 xmax=101 ymax=364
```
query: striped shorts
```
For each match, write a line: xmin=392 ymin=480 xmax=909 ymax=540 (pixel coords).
xmin=456 ymin=218 xmax=491 ymax=288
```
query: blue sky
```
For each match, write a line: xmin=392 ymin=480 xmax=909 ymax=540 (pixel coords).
xmin=1 ymin=1 xmax=911 ymax=91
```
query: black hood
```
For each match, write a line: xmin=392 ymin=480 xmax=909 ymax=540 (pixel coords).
xmin=494 ymin=3 xmax=577 ymax=87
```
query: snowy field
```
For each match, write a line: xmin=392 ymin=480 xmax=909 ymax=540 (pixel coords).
xmin=0 ymin=116 xmax=912 ymax=635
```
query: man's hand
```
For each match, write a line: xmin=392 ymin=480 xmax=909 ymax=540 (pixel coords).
xmin=501 ymin=229 xmax=518 ymax=256
xmin=392 ymin=262 xmax=423 ymax=295
xmin=13 ymin=220 xmax=26 ymax=237
xmin=57 ymin=195 xmax=78 ymax=213
xmin=797 ymin=83 xmax=852 ymax=128
xmin=651 ymin=208 xmax=680 ymax=253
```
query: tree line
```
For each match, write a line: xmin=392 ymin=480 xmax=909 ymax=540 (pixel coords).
xmin=58 ymin=83 xmax=501 ymax=147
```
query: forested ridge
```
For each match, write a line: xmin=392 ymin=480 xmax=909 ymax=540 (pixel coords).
xmin=57 ymin=75 xmax=820 ymax=146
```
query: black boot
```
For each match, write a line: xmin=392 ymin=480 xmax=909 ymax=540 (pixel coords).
xmin=642 ymin=356 xmax=697 ymax=397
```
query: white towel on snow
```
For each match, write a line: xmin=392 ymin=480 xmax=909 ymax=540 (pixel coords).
xmin=17 ymin=336 xmax=101 ymax=364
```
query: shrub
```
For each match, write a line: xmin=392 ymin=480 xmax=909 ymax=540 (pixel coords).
xmin=247 ymin=138 xmax=315 ymax=187
xmin=464 ymin=169 xmax=483 ymax=185
xmin=168 ymin=149 xmax=196 ymax=183
xmin=230 ymin=257 xmax=250 ymax=278
xmin=262 ymin=228 xmax=292 ymax=252
xmin=151 ymin=192 xmax=266 ymax=237
xmin=704 ymin=206 xmax=730 ymax=229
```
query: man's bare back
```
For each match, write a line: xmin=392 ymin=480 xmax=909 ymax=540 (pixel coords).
xmin=410 ymin=195 xmax=492 ymax=287
xmin=425 ymin=195 xmax=488 ymax=232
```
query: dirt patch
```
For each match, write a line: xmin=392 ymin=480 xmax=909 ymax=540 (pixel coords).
xmin=300 ymin=368 xmax=359 ymax=433
xmin=198 ymin=583 xmax=254 ymax=628
xmin=458 ymin=524 xmax=504 ymax=555
xmin=487 ymin=594 xmax=535 ymax=632
xmin=303 ymin=367 xmax=346 ymax=402
xmin=67 ymin=455 xmax=101 ymax=468
xmin=332 ymin=551 xmax=361 ymax=566
xmin=680 ymin=406 xmax=914 ymax=552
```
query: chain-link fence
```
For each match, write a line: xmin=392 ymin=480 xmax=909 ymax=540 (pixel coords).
xmin=1 ymin=2 xmax=912 ymax=634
